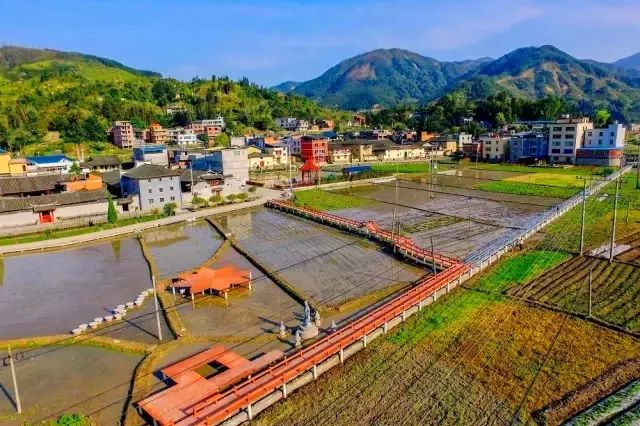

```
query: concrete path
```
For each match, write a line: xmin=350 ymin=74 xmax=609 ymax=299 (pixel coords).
xmin=0 ymin=188 xmax=282 ymax=255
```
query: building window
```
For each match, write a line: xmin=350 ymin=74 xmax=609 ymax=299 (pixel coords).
xmin=160 ymin=197 xmax=165 ymax=203
xmin=159 ymin=187 xmax=163 ymax=193
xmin=553 ymin=134 xmax=562 ymax=139
xmin=149 ymin=199 xmax=154 ymax=204
xmin=553 ymin=127 xmax=562 ymax=131
xmin=171 ymin=196 xmax=175 ymax=201
xmin=148 ymin=188 xmax=152 ymax=193
xmin=170 ymin=186 xmax=174 ymax=191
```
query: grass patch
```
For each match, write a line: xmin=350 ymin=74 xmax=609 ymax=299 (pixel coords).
xmin=0 ymin=214 xmax=164 ymax=246
xmin=504 ymin=172 xmax=586 ymax=188
xmin=474 ymin=181 xmax=579 ymax=198
xmin=293 ymin=189 xmax=375 ymax=211
xmin=472 ymin=250 xmax=572 ymax=293
xmin=466 ymin=162 xmax=605 ymax=176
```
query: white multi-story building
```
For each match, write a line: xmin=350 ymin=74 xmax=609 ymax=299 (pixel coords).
xmin=194 ymin=116 xmax=225 ymax=128
xmin=577 ymin=122 xmax=626 ymax=166
xmin=548 ymin=117 xmax=593 ymax=164
xmin=480 ymin=136 xmax=510 ymax=161
xmin=296 ymin=119 xmax=309 ymax=131
xmin=456 ymin=132 xmax=472 ymax=150
xmin=173 ymin=129 xmax=198 ymax=146
xmin=276 ymin=117 xmax=299 ymax=130
xmin=583 ymin=123 xmax=625 ymax=149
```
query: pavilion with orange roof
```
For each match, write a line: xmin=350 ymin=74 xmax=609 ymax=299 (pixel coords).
xmin=170 ymin=265 xmax=252 ymax=300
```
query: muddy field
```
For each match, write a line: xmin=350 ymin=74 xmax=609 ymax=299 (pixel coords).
xmin=213 ymin=209 xmax=425 ymax=308
xmin=0 ymin=238 xmax=152 ymax=338
xmin=330 ymin=180 xmax=555 ymax=260
xmin=143 ymin=220 xmax=223 ymax=278
xmin=0 ymin=345 xmax=142 ymax=425
xmin=174 ymin=247 xmax=302 ymax=338
xmin=616 ymin=229 xmax=640 ymax=265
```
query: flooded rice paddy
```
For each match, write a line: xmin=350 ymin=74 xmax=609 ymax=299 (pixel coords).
xmin=143 ymin=220 xmax=223 ymax=278
xmin=0 ymin=345 xmax=142 ymax=425
xmin=213 ymin=209 xmax=425 ymax=308
xmin=0 ymin=238 xmax=152 ymax=339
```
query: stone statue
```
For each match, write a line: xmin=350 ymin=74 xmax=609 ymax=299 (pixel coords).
xmin=294 ymin=329 xmax=302 ymax=348
xmin=279 ymin=321 xmax=287 ymax=337
xmin=298 ymin=300 xmax=319 ymax=339
xmin=330 ymin=320 xmax=337 ymax=332
xmin=314 ymin=310 xmax=322 ymax=327
xmin=303 ymin=300 xmax=311 ymax=326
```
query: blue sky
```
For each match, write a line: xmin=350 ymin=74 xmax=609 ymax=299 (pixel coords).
xmin=1 ymin=0 xmax=639 ymax=86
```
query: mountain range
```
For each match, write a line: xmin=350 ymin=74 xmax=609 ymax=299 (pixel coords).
xmin=274 ymin=45 xmax=640 ymax=121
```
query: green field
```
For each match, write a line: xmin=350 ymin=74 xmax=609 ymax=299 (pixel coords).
xmin=474 ymin=181 xmax=580 ymax=198
xmin=293 ymin=189 xmax=374 ymax=211
xmin=465 ymin=162 xmax=606 ymax=176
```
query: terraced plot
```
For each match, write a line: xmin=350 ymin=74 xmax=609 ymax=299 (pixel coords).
xmin=508 ymin=256 xmax=640 ymax=331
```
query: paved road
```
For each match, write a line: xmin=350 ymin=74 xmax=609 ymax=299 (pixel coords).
xmin=0 ymin=188 xmax=282 ymax=255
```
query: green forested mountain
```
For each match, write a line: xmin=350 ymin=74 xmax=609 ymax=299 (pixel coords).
xmin=276 ymin=46 xmax=640 ymax=122
xmin=274 ymin=49 xmax=492 ymax=110
xmin=0 ymin=46 xmax=347 ymax=152
xmin=612 ymin=52 xmax=640 ymax=71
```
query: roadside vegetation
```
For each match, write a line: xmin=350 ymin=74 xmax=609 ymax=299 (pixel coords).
xmin=0 ymin=213 xmax=164 ymax=246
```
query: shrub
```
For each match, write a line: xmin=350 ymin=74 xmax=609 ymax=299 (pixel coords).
xmin=107 ymin=196 xmax=118 ymax=224
xmin=226 ymin=193 xmax=237 ymax=202
xmin=55 ymin=413 xmax=91 ymax=425
xmin=237 ymin=192 xmax=248 ymax=200
xmin=209 ymin=195 xmax=223 ymax=204
xmin=248 ymin=186 xmax=257 ymax=193
xmin=163 ymin=202 xmax=177 ymax=217
xmin=192 ymin=194 xmax=206 ymax=208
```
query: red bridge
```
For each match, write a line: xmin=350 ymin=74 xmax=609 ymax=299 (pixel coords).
xmin=137 ymin=199 xmax=469 ymax=426
xmin=266 ymin=199 xmax=459 ymax=271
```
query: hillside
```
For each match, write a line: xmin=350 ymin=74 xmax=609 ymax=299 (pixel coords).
xmin=278 ymin=45 xmax=640 ymax=121
xmin=456 ymin=45 xmax=640 ymax=121
xmin=274 ymin=49 xmax=492 ymax=109
xmin=0 ymin=46 xmax=347 ymax=154
xmin=613 ymin=52 xmax=640 ymax=71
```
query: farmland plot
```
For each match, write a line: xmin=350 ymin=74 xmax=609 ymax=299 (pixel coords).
xmin=212 ymin=208 xmax=424 ymax=308
xmin=508 ymin=256 xmax=640 ymax=331
xmin=616 ymin=229 xmax=640 ymax=265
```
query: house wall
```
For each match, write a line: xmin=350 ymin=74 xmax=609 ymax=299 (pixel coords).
xmin=0 ymin=153 xmax=10 ymax=174
xmin=548 ymin=118 xmax=593 ymax=164
xmin=0 ymin=211 xmax=38 ymax=228
xmin=137 ymin=177 xmax=182 ymax=211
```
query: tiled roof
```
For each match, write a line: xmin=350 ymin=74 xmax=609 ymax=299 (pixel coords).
xmin=0 ymin=175 xmax=63 ymax=196
xmin=123 ymin=164 xmax=181 ymax=180
xmin=0 ymin=188 xmax=109 ymax=213
xmin=80 ymin=155 xmax=121 ymax=167
xmin=179 ymin=169 xmax=223 ymax=183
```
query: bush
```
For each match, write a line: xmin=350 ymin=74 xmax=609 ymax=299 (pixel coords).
xmin=248 ymin=186 xmax=257 ymax=193
xmin=192 ymin=194 xmax=206 ymax=208
xmin=55 ymin=414 xmax=91 ymax=425
xmin=226 ymin=193 xmax=237 ymax=202
xmin=209 ymin=195 xmax=223 ymax=204
xmin=163 ymin=202 xmax=177 ymax=217
xmin=237 ymin=192 xmax=248 ymax=200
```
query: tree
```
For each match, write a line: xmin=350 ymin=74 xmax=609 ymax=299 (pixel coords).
xmin=215 ymin=132 xmax=230 ymax=147
xmin=594 ymin=109 xmax=612 ymax=128
xmin=163 ymin=202 xmax=177 ymax=217
xmin=495 ymin=112 xmax=507 ymax=127
xmin=107 ymin=196 xmax=118 ymax=224
xmin=70 ymin=161 xmax=82 ymax=176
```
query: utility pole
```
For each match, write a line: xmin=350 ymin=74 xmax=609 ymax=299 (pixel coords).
xmin=588 ymin=265 xmax=593 ymax=317
xmin=636 ymin=155 xmax=639 ymax=189
xmin=7 ymin=345 xmax=21 ymax=414
xmin=609 ymin=177 xmax=620 ymax=263
xmin=288 ymin=149 xmax=293 ymax=196
xmin=152 ymin=276 xmax=163 ymax=341
xmin=626 ymin=197 xmax=631 ymax=223
xmin=430 ymin=236 xmax=436 ymax=276
xmin=579 ymin=179 xmax=587 ymax=256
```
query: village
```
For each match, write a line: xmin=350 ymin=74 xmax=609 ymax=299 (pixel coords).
xmin=0 ymin=112 xmax=633 ymax=234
